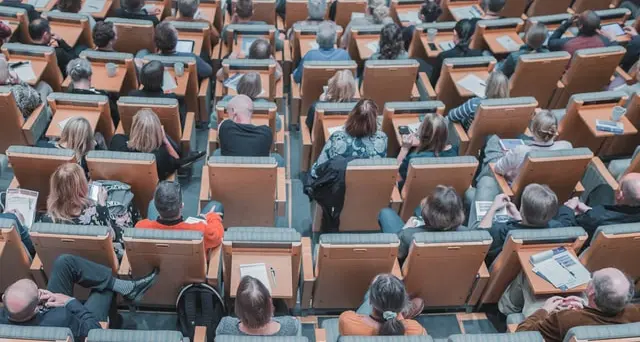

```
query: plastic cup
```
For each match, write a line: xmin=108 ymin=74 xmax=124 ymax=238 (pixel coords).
xmin=612 ymin=106 xmax=626 ymax=121
xmin=105 ymin=63 xmax=117 ymax=77
xmin=174 ymin=62 xmax=185 ymax=77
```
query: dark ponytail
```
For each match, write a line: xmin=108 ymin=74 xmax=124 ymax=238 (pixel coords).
xmin=454 ymin=19 xmax=475 ymax=52
xmin=369 ymin=274 xmax=408 ymax=336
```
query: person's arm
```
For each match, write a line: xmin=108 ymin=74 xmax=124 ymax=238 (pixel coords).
xmin=516 ymin=297 xmax=566 ymax=340
xmin=310 ymin=133 xmax=335 ymax=175
xmin=203 ymin=212 xmax=224 ymax=250
xmin=195 ymin=55 xmax=213 ymax=79
xmin=500 ymin=53 xmax=517 ymax=78
xmin=479 ymin=194 xmax=510 ymax=229
xmin=494 ymin=146 xmax=524 ymax=176
xmin=64 ymin=298 xmax=102 ymax=340
xmin=293 ymin=56 xmax=304 ymax=84
xmin=548 ymin=19 xmax=573 ymax=51
xmin=554 ymin=205 xmax=577 ymax=227
xmin=447 ymin=97 xmax=479 ymax=125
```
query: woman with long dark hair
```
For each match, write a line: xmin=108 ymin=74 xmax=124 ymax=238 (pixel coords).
xmin=429 ymin=18 xmax=483 ymax=85
xmin=371 ymin=23 xmax=408 ymax=60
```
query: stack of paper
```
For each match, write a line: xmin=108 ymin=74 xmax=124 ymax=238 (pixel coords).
xmin=530 ymin=247 xmax=591 ymax=290
xmin=475 ymin=201 xmax=508 ymax=222
xmin=162 ymin=71 xmax=178 ymax=92
xmin=240 ymin=263 xmax=273 ymax=294
xmin=80 ymin=0 xmax=105 ymax=13
xmin=5 ymin=188 xmax=38 ymax=228
xmin=496 ymin=35 xmax=520 ymax=51
xmin=11 ymin=62 xmax=36 ymax=82
xmin=367 ymin=41 xmax=379 ymax=53
xmin=456 ymin=74 xmax=487 ymax=97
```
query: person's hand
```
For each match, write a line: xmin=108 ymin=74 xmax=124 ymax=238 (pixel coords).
xmin=44 ymin=293 xmax=73 ymax=308
xmin=38 ymin=289 xmax=53 ymax=304
xmin=48 ymin=39 xmax=59 ymax=48
xmin=564 ymin=196 xmax=580 ymax=210
xmin=401 ymin=133 xmax=419 ymax=148
xmin=51 ymin=33 xmax=61 ymax=41
xmin=624 ymin=26 xmax=638 ymax=37
xmin=561 ymin=296 xmax=586 ymax=310
xmin=570 ymin=14 xmax=579 ymax=24
xmin=4 ymin=209 xmax=25 ymax=225
xmin=505 ymin=202 xmax=521 ymax=220
xmin=491 ymin=194 xmax=510 ymax=211
xmin=402 ymin=216 xmax=420 ymax=229
xmin=542 ymin=296 xmax=565 ymax=313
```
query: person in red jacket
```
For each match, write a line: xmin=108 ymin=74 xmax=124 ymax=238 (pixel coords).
xmin=136 ymin=181 xmax=224 ymax=250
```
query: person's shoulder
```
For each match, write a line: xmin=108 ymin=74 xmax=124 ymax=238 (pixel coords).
xmin=338 ymin=311 xmax=363 ymax=324
xmin=135 ymin=219 xmax=157 ymax=228
xmin=403 ymin=319 xmax=427 ymax=335
xmin=274 ymin=316 xmax=300 ymax=335
xmin=553 ymin=140 xmax=573 ymax=149
xmin=216 ymin=316 xmax=241 ymax=335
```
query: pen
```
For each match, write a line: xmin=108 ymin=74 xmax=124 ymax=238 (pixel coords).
xmin=269 ymin=267 xmax=276 ymax=287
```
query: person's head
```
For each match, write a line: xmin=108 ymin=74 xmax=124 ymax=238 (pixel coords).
xmin=234 ymin=276 xmax=274 ymax=329
xmin=155 ymin=22 xmax=179 ymax=53
xmin=416 ymin=113 xmax=447 ymax=154
xmin=615 ymin=173 xmax=640 ymax=206
xmin=524 ymin=22 xmax=547 ymax=50
xmin=178 ymin=0 xmax=200 ymax=18
xmin=420 ymin=185 xmax=465 ymax=231
xmin=235 ymin=0 xmax=254 ymax=20
xmin=140 ymin=60 xmax=165 ymax=92
xmin=47 ymin=163 xmax=90 ymax=221
xmin=485 ymin=70 xmax=509 ymax=99
xmin=482 ymin=0 xmax=505 ymax=14
xmin=128 ymin=108 xmax=164 ymax=153
xmin=586 ymin=268 xmax=634 ymax=315
xmin=325 ymin=69 xmax=356 ymax=102
xmin=93 ymin=21 xmax=117 ymax=50
xmin=378 ymin=23 xmax=404 ymax=60
xmin=29 ymin=18 xmax=51 ymax=43
xmin=236 ymin=72 xmax=262 ymax=100
xmin=529 ymin=110 xmax=559 ymax=143
xmin=57 ymin=0 xmax=82 ymax=13
xmin=153 ymin=181 xmax=183 ymax=219
xmin=123 ymin=0 xmax=144 ymax=11
xmin=578 ymin=10 xmax=600 ymax=36
xmin=59 ymin=117 xmax=95 ymax=162
xmin=316 ymin=21 xmax=337 ymax=50
xmin=226 ymin=94 xmax=254 ymax=123
xmin=248 ymin=38 xmax=272 ymax=59
xmin=0 ymin=21 xmax=11 ymax=45
xmin=453 ymin=19 xmax=474 ymax=45
xmin=3 ymin=279 xmax=40 ymax=323
xmin=368 ymin=0 xmax=389 ymax=24
xmin=307 ymin=0 xmax=326 ymax=20
xmin=369 ymin=274 xmax=408 ymax=335
xmin=345 ymin=98 xmax=378 ymax=138
xmin=519 ymin=184 xmax=558 ymax=226
xmin=66 ymin=58 xmax=92 ymax=86
xmin=419 ymin=0 xmax=442 ymax=23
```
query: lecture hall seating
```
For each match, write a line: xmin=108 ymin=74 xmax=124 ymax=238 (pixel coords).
xmin=0 ymin=86 xmax=48 ymax=153
xmin=0 ymin=218 xmax=32 ymax=294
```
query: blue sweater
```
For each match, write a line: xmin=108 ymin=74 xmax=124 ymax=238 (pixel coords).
xmin=293 ymin=47 xmax=351 ymax=84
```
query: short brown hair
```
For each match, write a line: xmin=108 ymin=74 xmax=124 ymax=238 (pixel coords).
xmin=520 ymin=184 xmax=558 ymax=226
xmin=234 ymin=276 xmax=273 ymax=329
xmin=236 ymin=72 xmax=262 ymax=100
xmin=235 ymin=0 xmax=253 ymax=19
xmin=417 ymin=113 xmax=447 ymax=155
xmin=154 ymin=22 xmax=178 ymax=53
xmin=58 ymin=0 xmax=82 ymax=13
xmin=420 ymin=185 xmax=465 ymax=231
xmin=345 ymin=99 xmax=378 ymax=138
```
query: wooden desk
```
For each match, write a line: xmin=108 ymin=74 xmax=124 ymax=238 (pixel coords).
xmin=449 ymin=4 xmax=484 ymax=22
xmin=354 ymin=35 xmax=378 ymax=60
xmin=196 ymin=5 xmax=217 ymax=25
xmin=578 ymin=107 xmax=638 ymax=138
xmin=10 ymin=58 xmax=47 ymax=87
xmin=177 ymin=31 xmax=205 ymax=56
xmin=230 ymin=253 xmax=293 ymax=298
xmin=483 ymin=31 xmax=524 ymax=55
xmin=421 ymin=33 xmax=456 ymax=59
xmin=395 ymin=6 xmax=421 ymax=27
xmin=322 ymin=116 xmax=348 ymax=142
xmin=451 ymin=71 xmax=489 ymax=98
xmin=518 ymin=248 xmax=588 ymax=296
xmin=80 ymin=0 xmax=112 ymax=19
xmin=46 ymin=108 xmax=101 ymax=138
xmin=61 ymin=64 xmax=127 ymax=94
xmin=22 ymin=0 xmax=56 ymax=12
xmin=49 ymin=22 xmax=83 ymax=47
xmin=165 ymin=69 xmax=189 ymax=97
xmin=392 ymin=116 xmax=421 ymax=149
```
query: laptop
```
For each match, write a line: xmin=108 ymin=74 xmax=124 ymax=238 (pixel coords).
xmin=176 ymin=39 xmax=195 ymax=53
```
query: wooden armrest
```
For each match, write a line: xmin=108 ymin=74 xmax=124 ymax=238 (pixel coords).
xmin=392 ymin=258 xmax=403 ymax=280
xmin=193 ymin=326 xmax=207 ymax=342
xmin=590 ymin=157 xmax=620 ymax=191
xmin=411 ymin=82 xmax=420 ymax=100
xmin=198 ymin=78 xmax=212 ymax=122
xmin=276 ymin=167 xmax=286 ymax=216
xmin=214 ymin=79 xmax=224 ymax=98
xmin=276 ymin=16 xmax=285 ymax=31
xmin=22 ymin=103 xmax=46 ymax=145
xmin=301 ymin=117 xmax=312 ymax=171
xmin=489 ymin=163 xmax=514 ymax=197
xmin=208 ymin=129 xmax=218 ymax=155
xmin=419 ymin=72 xmax=436 ymax=99
xmin=291 ymin=74 xmax=300 ymax=99
xmin=301 ymin=237 xmax=315 ymax=309
xmin=468 ymin=261 xmax=490 ymax=305
xmin=99 ymin=321 xmax=109 ymax=329
xmin=117 ymin=252 xmax=132 ymax=279
xmin=282 ymin=39 xmax=291 ymax=62
xmin=390 ymin=185 xmax=402 ymax=212
xmin=451 ymin=122 xmax=469 ymax=155
xmin=181 ymin=111 xmax=196 ymax=154
xmin=616 ymin=66 xmax=634 ymax=85
xmin=315 ymin=328 xmax=327 ymax=342
xmin=206 ymin=245 xmax=222 ymax=287
xmin=115 ymin=122 xmax=124 ymax=135
xmin=29 ymin=254 xmax=47 ymax=288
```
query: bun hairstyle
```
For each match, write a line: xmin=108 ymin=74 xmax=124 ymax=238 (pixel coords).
xmin=369 ymin=274 xmax=409 ymax=336
xmin=66 ymin=58 xmax=92 ymax=83
xmin=368 ymin=0 xmax=389 ymax=24
xmin=530 ymin=110 xmax=559 ymax=142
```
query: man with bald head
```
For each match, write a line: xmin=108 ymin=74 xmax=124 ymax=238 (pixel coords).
xmin=565 ymin=172 xmax=640 ymax=237
xmin=517 ymin=267 xmax=640 ymax=342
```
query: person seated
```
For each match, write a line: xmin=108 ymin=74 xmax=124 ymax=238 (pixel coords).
xmin=39 ymin=163 xmax=117 ymax=236
xmin=340 ymin=0 xmax=392 ymax=48
xmin=430 ymin=19 xmax=483 ymax=85
xmin=287 ymin=0 xmax=327 ymax=41
xmin=548 ymin=11 xmax=615 ymax=59
xmin=1 ymin=0 xmax=40 ymax=21
xmin=401 ymin=0 xmax=441 ymax=51
xmin=311 ymin=98 xmax=387 ymax=176
xmin=165 ymin=0 xmax=220 ymax=47
xmin=0 ymin=21 xmax=11 ymax=48
xmin=216 ymin=38 xmax=283 ymax=82
xmin=293 ymin=21 xmax=351 ymax=84
xmin=476 ymin=0 xmax=504 ymax=21
xmin=136 ymin=181 xmax=224 ymax=251
xmin=498 ymin=23 xmax=548 ymax=78
xmin=221 ymin=72 xmax=267 ymax=102
xmin=152 ymin=22 xmax=213 ymax=80
xmin=65 ymin=58 xmax=120 ymax=126
xmin=565 ymin=172 xmax=640 ymax=238
xmin=28 ymin=19 xmax=77 ymax=77
xmin=51 ymin=0 xmax=96 ymax=30
xmin=0 ymin=207 xmax=35 ymax=256
xmin=0 ymin=57 xmax=46 ymax=119
xmin=447 ymin=70 xmax=509 ymax=131
xmin=216 ymin=276 xmax=300 ymax=336
xmin=616 ymin=59 xmax=640 ymax=98
xmin=92 ymin=21 xmax=117 ymax=52
xmin=113 ymin=0 xmax=161 ymax=25
xmin=620 ymin=18 xmax=640 ymax=72
xmin=0 ymin=255 xmax=158 ymax=341
xmin=516 ymin=267 xmax=640 ymax=342
xmin=378 ymin=185 xmax=466 ymax=261
xmin=109 ymin=109 xmax=182 ymax=180
xmin=339 ymin=273 xmax=425 ymax=336
xmin=306 ymin=69 xmax=357 ymax=131
xmin=128 ymin=60 xmax=186 ymax=125
xmin=370 ymin=23 xmax=409 ymax=60
xmin=396 ymin=113 xmax=458 ymax=190
xmin=480 ymin=184 xmax=576 ymax=266
xmin=222 ymin=0 xmax=285 ymax=50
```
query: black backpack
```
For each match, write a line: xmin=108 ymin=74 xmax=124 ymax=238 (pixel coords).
xmin=176 ymin=283 xmax=226 ymax=341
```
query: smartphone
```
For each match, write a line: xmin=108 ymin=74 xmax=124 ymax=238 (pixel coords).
xmin=88 ymin=183 xmax=101 ymax=202
xmin=428 ymin=43 xmax=437 ymax=50
xmin=398 ymin=125 xmax=410 ymax=135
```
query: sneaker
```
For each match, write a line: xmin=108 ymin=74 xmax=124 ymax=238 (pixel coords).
xmin=123 ymin=268 xmax=159 ymax=304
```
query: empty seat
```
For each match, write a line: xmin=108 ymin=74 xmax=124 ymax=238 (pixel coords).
xmin=580 ymin=224 xmax=640 ymax=284
xmin=104 ymin=18 xmax=155 ymax=54
xmin=448 ymin=332 xmax=544 ymax=341
xmin=0 ymin=325 xmax=73 ymax=342
xmin=87 ymin=328 xmax=187 ymax=341
xmin=564 ymin=322 xmax=640 ymax=342
xmin=402 ymin=230 xmax=492 ymax=308
xmin=509 ymin=52 xmax=571 ymax=108
xmin=2 ymin=43 xmax=63 ymax=91
xmin=361 ymin=60 xmax=420 ymax=110
xmin=78 ymin=50 xmax=139 ymax=95
xmin=301 ymin=233 xmax=400 ymax=309
xmin=0 ymin=86 xmax=48 ymax=153
xmin=43 ymin=11 xmax=94 ymax=48
xmin=0 ymin=218 xmax=32 ymax=294
xmin=436 ymin=56 xmax=496 ymax=111
xmin=47 ymin=92 xmax=115 ymax=141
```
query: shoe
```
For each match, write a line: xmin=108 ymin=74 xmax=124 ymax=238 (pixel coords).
xmin=177 ymin=150 xmax=207 ymax=168
xmin=123 ymin=268 xmax=159 ymax=304
xmin=402 ymin=297 xmax=424 ymax=320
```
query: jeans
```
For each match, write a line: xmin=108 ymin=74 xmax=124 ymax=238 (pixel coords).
xmin=47 ymin=254 xmax=116 ymax=321
xmin=146 ymin=200 xmax=224 ymax=220
xmin=212 ymin=149 xmax=285 ymax=167
xmin=378 ymin=208 xmax=405 ymax=235
xmin=356 ymin=289 xmax=373 ymax=315
xmin=0 ymin=213 xmax=35 ymax=256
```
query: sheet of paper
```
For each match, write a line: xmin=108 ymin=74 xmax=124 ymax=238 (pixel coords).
xmin=457 ymin=74 xmax=487 ymax=97
xmin=57 ymin=116 xmax=74 ymax=130
xmin=162 ymin=70 xmax=178 ymax=93
xmin=88 ymin=183 xmax=101 ymax=202
xmin=80 ymin=0 xmax=105 ymax=13
xmin=475 ymin=201 xmax=508 ymax=222
xmin=499 ymin=139 xmax=525 ymax=151
xmin=531 ymin=247 xmax=591 ymax=290
xmin=185 ymin=216 xmax=207 ymax=224
xmin=450 ymin=6 xmax=480 ymax=19
xmin=496 ymin=35 xmax=520 ymax=51
xmin=142 ymin=4 xmax=158 ymax=13
xmin=194 ymin=9 xmax=209 ymax=21
xmin=5 ymin=188 xmax=38 ymax=228
xmin=327 ymin=125 xmax=344 ymax=135
xmin=11 ymin=62 xmax=36 ymax=82
xmin=351 ymin=12 xmax=365 ymax=20
xmin=241 ymin=37 xmax=258 ymax=56
xmin=27 ymin=0 xmax=49 ymax=8
xmin=398 ymin=11 xmax=421 ymax=24
xmin=308 ymin=41 xmax=319 ymax=50
xmin=367 ymin=41 xmax=379 ymax=52
xmin=176 ymin=40 xmax=194 ymax=53
xmin=239 ymin=263 xmax=272 ymax=294
xmin=438 ymin=40 xmax=455 ymax=51
xmin=601 ymin=23 xmax=625 ymax=37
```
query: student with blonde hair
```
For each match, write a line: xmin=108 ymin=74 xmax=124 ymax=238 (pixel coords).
xmin=447 ymin=70 xmax=510 ymax=131
xmin=306 ymin=69 xmax=357 ymax=131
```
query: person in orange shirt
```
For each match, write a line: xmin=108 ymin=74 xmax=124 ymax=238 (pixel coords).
xmin=339 ymin=274 xmax=426 ymax=336
xmin=136 ymin=181 xmax=224 ymax=250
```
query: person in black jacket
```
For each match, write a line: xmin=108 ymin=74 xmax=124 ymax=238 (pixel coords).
xmin=66 ymin=58 xmax=120 ymax=126
xmin=0 ymin=255 xmax=158 ymax=341
xmin=1 ymin=0 xmax=40 ymax=21
xmin=621 ymin=19 xmax=640 ymax=71
xmin=429 ymin=19 xmax=483 ymax=85
xmin=113 ymin=0 xmax=161 ymax=25
xmin=28 ymin=19 xmax=76 ymax=77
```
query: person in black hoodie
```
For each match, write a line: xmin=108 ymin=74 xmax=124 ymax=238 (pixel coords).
xmin=28 ymin=19 xmax=76 ymax=77
xmin=429 ymin=19 xmax=483 ymax=85
xmin=66 ymin=58 xmax=120 ymax=126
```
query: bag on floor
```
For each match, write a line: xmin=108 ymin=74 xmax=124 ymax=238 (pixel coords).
xmin=177 ymin=283 xmax=226 ymax=341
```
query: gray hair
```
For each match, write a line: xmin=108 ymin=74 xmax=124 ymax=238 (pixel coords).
xmin=178 ymin=0 xmax=199 ymax=18
xmin=154 ymin=181 xmax=182 ymax=219
xmin=66 ymin=58 xmax=92 ymax=82
xmin=593 ymin=271 xmax=634 ymax=315
xmin=307 ymin=0 xmax=326 ymax=20
xmin=316 ymin=20 xmax=336 ymax=49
